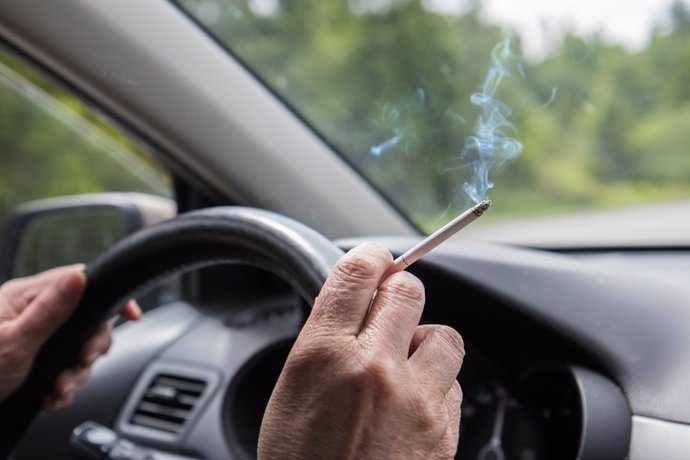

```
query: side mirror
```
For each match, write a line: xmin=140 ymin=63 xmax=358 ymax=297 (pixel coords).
xmin=0 ymin=193 xmax=175 ymax=284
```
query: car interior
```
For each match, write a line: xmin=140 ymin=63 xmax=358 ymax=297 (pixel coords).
xmin=2 ymin=1 xmax=690 ymax=459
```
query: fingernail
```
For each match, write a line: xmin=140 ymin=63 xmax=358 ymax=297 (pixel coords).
xmin=118 ymin=300 xmax=142 ymax=321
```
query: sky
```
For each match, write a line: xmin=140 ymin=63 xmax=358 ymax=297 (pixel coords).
xmin=423 ymin=0 xmax=690 ymax=59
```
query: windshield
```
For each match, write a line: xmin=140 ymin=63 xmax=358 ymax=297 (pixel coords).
xmin=174 ymin=0 xmax=690 ymax=241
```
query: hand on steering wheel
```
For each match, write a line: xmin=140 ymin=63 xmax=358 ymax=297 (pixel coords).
xmin=0 ymin=265 xmax=140 ymax=409
xmin=0 ymin=207 xmax=465 ymax=460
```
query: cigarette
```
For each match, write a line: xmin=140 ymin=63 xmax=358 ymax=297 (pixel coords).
xmin=389 ymin=200 xmax=491 ymax=274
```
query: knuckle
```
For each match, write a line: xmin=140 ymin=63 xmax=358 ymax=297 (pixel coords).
xmin=409 ymin=393 xmax=439 ymax=432
xmin=348 ymin=354 xmax=399 ymax=395
xmin=333 ymin=256 xmax=381 ymax=285
xmin=362 ymin=355 xmax=395 ymax=379
xmin=382 ymin=274 xmax=425 ymax=305
xmin=287 ymin=334 xmax=345 ymax=370
xmin=433 ymin=325 xmax=465 ymax=360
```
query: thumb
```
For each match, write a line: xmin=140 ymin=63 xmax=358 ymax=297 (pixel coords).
xmin=15 ymin=269 xmax=86 ymax=351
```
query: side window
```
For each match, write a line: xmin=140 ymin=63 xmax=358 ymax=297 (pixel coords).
xmin=0 ymin=48 xmax=172 ymax=227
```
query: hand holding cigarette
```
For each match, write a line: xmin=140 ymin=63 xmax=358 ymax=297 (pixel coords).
xmin=261 ymin=243 xmax=464 ymax=459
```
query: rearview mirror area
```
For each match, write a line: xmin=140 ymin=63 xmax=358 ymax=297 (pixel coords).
xmin=0 ymin=193 xmax=175 ymax=284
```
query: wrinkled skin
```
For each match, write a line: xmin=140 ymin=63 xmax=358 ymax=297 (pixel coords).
xmin=259 ymin=243 xmax=465 ymax=460
xmin=0 ymin=265 xmax=140 ymax=410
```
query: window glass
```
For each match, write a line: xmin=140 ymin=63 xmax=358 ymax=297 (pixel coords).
xmin=175 ymin=0 xmax=690 ymax=233
xmin=0 ymin=49 xmax=171 ymax=227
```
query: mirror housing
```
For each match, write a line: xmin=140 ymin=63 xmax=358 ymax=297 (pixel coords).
xmin=0 ymin=193 xmax=175 ymax=284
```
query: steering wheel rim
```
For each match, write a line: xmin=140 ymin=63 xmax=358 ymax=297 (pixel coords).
xmin=0 ymin=206 xmax=344 ymax=455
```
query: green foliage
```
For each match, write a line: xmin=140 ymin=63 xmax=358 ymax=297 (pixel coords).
xmin=177 ymin=0 xmax=690 ymax=231
xmin=5 ymin=1 xmax=690 ymax=234
xmin=0 ymin=51 xmax=170 ymax=227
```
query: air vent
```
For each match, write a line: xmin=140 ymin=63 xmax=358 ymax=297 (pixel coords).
xmin=129 ymin=374 xmax=207 ymax=434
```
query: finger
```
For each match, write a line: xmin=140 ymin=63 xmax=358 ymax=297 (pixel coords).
xmin=43 ymin=365 xmax=91 ymax=410
xmin=15 ymin=268 xmax=86 ymax=351
xmin=409 ymin=325 xmax=465 ymax=393
xmin=435 ymin=380 xmax=462 ymax=459
xmin=77 ymin=322 xmax=113 ymax=367
xmin=0 ymin=264 xmax=85 ymax=313
xmin=358 ymin=271 xmax=425 ymax=357
xmin=55 ymin=366 xmax=92 ymax=395
xmin=118 ymin=300 xmax=142 ymax=321
xmin=3 ymin=264 xmax=85 ymax=290
xmin=307 ymin=243 xmax=393 ymax=336
xmin=43 ymin=392 xmax=75 ymax=411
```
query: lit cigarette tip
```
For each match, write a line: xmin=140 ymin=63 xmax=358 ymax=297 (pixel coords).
xmin=472 ymin=199 xmax=492 ymax=217
xmin=388 ymin=199 xmax=492 ymax=277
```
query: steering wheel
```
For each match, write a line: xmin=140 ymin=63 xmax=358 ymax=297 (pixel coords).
xmin=0 ymin=207 xmax=345 ymax=456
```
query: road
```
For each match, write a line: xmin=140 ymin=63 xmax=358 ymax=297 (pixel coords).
xmin=459 ymin=199 xmax=690 ymax=248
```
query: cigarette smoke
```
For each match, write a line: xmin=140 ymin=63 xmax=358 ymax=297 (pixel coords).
xmin=367 ymin=38 xmax=528 ymax=209
xmin=370 ymin=129 xmax=403 ymax=156
xmin=369 ymin=88 xmax=427 ymax=157
xmin=461 ymin=38 xmax=523 ymax=203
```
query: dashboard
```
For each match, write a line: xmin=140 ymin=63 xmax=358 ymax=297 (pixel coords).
xmin=11 ymin=238 xmax=690 ymax=459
